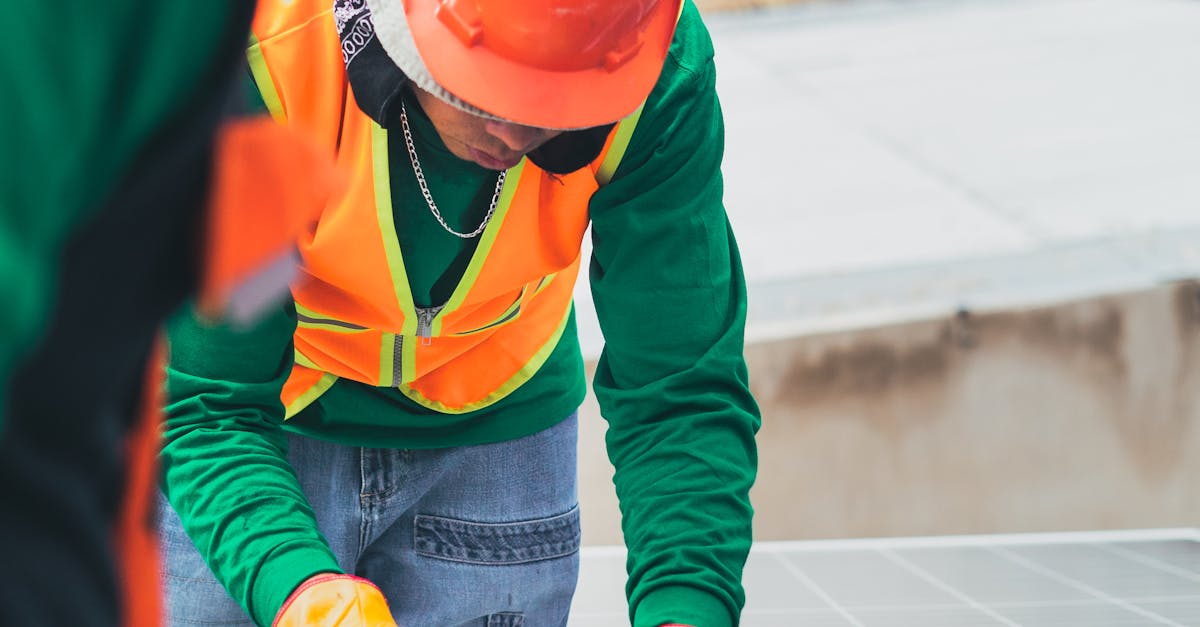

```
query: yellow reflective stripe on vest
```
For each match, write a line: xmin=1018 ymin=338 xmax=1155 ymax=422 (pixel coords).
xmin=377 ymin=332 xmax=394 ymax=387
xmin=246 ymin=35 xmax=287 ymax=122
xmin=596 ymin=104 xmax=645 ymax=185
xmin=372 ymin=124 xmax=419 ymax=335
xmin=534 ymin=273 xmax=556 ymax=296
xmin=285 ymin=347 xmax=337 ymax=419
xmin=295 ymin=302 xmax=367 ymax=333
xmin=374 ymin=332 xmax=415 ymax=387
xmin=430 ymin=160 xmax=526 ymax=338
xmin=398 ymin=332 xmax=415 ymax=385
xmin=294 ymin=349 xmax=320 ymax=370
xmin=283 ymin=372 xmax=337 ymax=419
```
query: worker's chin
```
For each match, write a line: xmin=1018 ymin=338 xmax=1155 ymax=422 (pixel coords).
xmin=468 ymin=147 xmax=522 ymax=171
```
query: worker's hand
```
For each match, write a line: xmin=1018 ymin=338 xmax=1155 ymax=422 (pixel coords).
xmin=273 ymin=574 xmax=398 ymax=627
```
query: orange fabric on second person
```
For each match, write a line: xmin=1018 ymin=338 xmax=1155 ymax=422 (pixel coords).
xmin=199 ymin=117 xmax=344 ymax=319
xmin=114 ymin=339 xmax=164 ymax=627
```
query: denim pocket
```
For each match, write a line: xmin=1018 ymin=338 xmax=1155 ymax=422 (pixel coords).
xmin=414 ymin=505 xmax=581 ymax=565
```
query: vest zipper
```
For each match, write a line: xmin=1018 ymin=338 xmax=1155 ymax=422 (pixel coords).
xmin=415 ymin=305 xmax=444 ymax=346
xmin=392 ymin=334 xmax=404 ymax=387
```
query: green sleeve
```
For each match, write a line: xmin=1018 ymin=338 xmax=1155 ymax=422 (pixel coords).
xmin=162 ymin=300 xmax=342 ymax=626
xmin=587 ymin=3 xmax=761 ymax=626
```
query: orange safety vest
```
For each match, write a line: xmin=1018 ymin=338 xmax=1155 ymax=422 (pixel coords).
xmin=248 ymin=0 xmax=642 ymax=415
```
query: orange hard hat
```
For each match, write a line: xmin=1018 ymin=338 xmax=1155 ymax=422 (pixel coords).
xmin=382 ymin=0 xmax=683 ymax=129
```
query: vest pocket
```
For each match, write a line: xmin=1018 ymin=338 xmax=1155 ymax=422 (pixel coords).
xmin=450 ymin=282 xmax=533 ymax=336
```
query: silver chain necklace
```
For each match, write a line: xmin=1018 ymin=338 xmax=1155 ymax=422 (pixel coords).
xmin=399 ymin=101 xmax=506 ymax=239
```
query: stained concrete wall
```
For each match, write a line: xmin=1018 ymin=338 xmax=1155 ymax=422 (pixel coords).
xmin=578 ymin=281 xmax=1200 ymax=545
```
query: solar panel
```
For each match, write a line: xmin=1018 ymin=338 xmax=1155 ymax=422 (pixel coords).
xmin=569 ymin=529 xmax=1200 ymax=626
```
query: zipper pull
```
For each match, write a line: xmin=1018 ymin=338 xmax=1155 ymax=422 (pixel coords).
xmin=416 ymin=306 xmax=443 ymax=346
xmin=417 ymin=309 xmax=433 ymax=346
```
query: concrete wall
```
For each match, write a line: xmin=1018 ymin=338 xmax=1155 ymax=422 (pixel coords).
xmin=578 ymin=281 xmax=1200 ymax=545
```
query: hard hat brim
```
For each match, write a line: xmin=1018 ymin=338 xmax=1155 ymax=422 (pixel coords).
xmin=374 ymin=0 xmax=682 ymax=130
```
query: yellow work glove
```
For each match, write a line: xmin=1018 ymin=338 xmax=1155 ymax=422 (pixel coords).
xmin=273 ymin=574 xmax=398 ymax=627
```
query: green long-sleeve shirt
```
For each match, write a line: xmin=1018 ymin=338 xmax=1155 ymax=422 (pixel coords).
xmin=162 ymin=2 xmax=760 ymax=626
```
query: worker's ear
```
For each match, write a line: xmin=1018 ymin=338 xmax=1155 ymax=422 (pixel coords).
xmin=527 ymin=123 xmax=616 ymax=175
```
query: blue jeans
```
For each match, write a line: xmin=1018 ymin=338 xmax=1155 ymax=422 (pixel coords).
xmin=159 ymin=413 xmax=581 ymax=626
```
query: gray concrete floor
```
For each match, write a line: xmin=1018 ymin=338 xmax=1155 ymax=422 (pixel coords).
xmin=570 ymin=0 xmax=1200 ymax=621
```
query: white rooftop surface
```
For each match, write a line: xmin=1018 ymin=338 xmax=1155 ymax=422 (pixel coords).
xmin=569 ymin=528 xmax=1200 ymax=626
xmin=573 ymin=0 xmax=1200 ymax=355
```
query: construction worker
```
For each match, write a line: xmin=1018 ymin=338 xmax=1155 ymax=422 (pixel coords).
xmin=0 ymin=3 xmax=340 ymax=625
xmin=160 ymin=0 xmax=760 ymax=625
